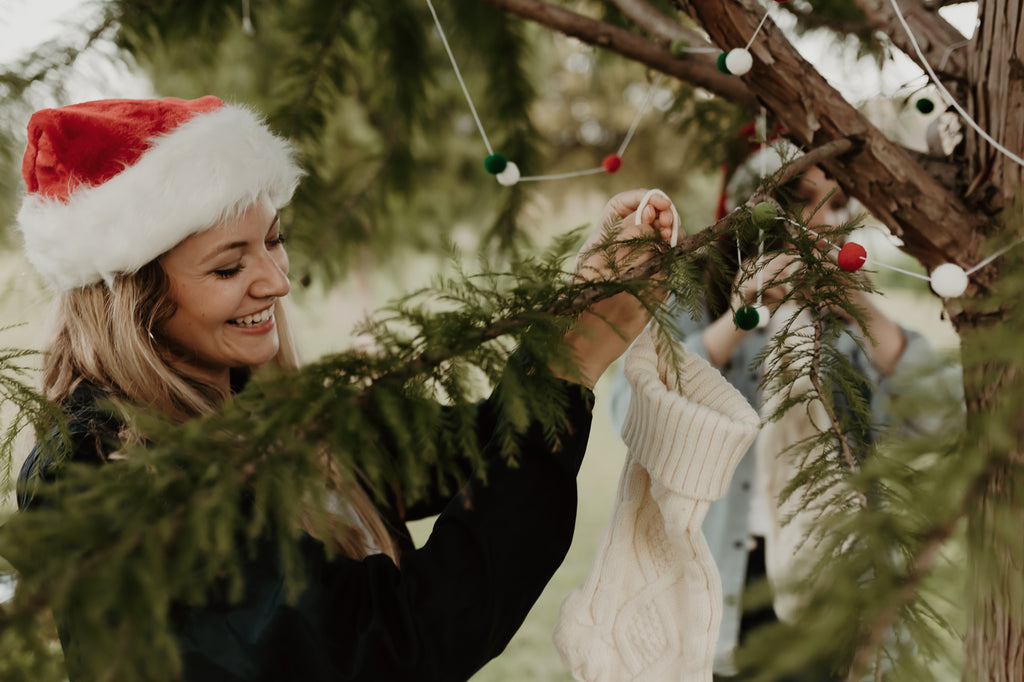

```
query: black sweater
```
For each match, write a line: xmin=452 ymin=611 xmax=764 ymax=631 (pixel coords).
xmin=18 ymin=378 xmax=594 ymax=682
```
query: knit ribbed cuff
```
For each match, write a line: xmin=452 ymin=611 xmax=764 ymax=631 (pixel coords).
xmin=621 ymin=326 xmax=760 ymax=500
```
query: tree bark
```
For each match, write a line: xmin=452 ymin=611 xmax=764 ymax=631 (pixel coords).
xmin=960 ymin=1 xmax=1024 ymax=680
xmin=677 ymin=0 xmax=987 ymax=274
xmin=960 ymin=342 xmax=1024 ymax=682
xmin=480 ymin=0 xmax=760 ymax=109
xmin=854 ymin=0 xmax=970 ymax=80
xmin=965 ymin=0 xmax=1024 ymax=211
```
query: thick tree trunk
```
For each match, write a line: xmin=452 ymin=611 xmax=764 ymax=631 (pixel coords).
xmin=960 ymin=1 xmax=1024 ymax=680
xmin=959 ymin=325 xmax=1024 ymax=681
xmin=965 ymin=0 xmax=1024 ymax=211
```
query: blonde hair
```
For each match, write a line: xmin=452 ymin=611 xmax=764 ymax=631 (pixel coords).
xmin=42 ymin=257 xmax=399 ymax=563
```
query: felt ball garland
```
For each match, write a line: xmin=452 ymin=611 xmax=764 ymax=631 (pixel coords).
xmin=774 ymin=215 xmax=1022 ymax=300
xmin=602 ymin=154 xmax=623 ymax=174
xmin=751 ymin=201 xmax=777 ymax=226
xmin=496 ymin=162 xmax=521 ymax=186
xmin=716 ymin=52 xmax=730 ymax=74
xmin=670 ymin=37 xmax=690 ymax=57
xmin=484 ymin=153 xmax=508 ymax=174
xmin=725 ymin=49 xmax=753 ymax=76
xmin=426 ymin=0 xmax=1024 ymax=300
xmin=734 ymin=305 xmax=761 ymax=330
xmin=929 ymin=263 xmax=968 ymax=298
xmin=426 ymin=0 xmax=664 ymax=186
xmin=755 ymin=303 xmax=771 ymax=328
xmin=837 ymin=242 xmax=867 ymax=272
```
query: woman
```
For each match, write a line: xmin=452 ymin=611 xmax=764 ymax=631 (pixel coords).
xmin=610 ymin=141 xmax=946 ymax=681
xmin=13 ymin=96 xmax=687 ymax=681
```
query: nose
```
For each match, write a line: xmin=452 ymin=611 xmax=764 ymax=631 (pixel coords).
xmin=250 ymin=249 xmax=290 ymax=299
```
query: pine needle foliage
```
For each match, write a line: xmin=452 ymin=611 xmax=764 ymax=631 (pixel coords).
xmin=0 ymin=223 xmax=688 ymax=681
xmin=715 ymin=206 xmax=976 ymax=680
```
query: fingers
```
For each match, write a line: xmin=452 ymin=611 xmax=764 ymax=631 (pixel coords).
xmin=580 ymin=188 xmax=680 ymax=278
xmin=606 ymin=188 xmax=651 ymax=220
xmin=632 ymin=188 xmax=680 ymax=247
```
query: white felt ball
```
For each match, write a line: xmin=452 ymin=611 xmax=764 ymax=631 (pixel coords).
xmin=755 ymin=303 xmax=770 ymax=329
xmin=496 ymin=161 xmax=520 ymax=186
xmin=725 ymin=49 xmax=753 ymax=76
xmin=930 ymin=263 xmax=968 ymax=298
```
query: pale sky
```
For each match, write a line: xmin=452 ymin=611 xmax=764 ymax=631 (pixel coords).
xmin=0 ymin=0 xmax=151 ymax=102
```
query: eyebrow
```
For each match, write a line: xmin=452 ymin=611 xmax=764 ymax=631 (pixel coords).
xmin=200 ymin=213 xmax=281 ymax=265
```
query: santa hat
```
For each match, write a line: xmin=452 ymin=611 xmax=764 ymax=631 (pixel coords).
xmin=17 ymin=96 xmax=303 ymax=290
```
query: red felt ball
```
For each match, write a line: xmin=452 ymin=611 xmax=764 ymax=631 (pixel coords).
xmin=602 ymin=154 xmax=623 ymax=174
xmin=837 ymin=242 xmax=867 ymax=272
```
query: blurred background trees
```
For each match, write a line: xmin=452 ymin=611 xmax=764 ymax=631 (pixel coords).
xmin=3 ymin=1 xmax=1020 ymax=680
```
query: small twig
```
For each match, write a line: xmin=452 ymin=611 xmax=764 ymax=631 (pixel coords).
xmin=806 ymin=317 xmax=870 ymax=509
xmin=845 ymin=463 xmax=991 ymax=678
xmin=297 ymin=0 xmax=354 ymax=114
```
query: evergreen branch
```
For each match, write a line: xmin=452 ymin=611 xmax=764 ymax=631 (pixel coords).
xmin=845 ymin=451 xmax=994 ymax=680
xmin=0 ymin=7 xmax=120 ymax=98
xmin=480 ymin=0 xmax=760 ymax=109
xmin=770 ymin=138 xmax=856 ymax=189
xmin=807 ymin=317 xmax=867 ymax=508
xmin=296 ymin=0 xmax=354 ymax=116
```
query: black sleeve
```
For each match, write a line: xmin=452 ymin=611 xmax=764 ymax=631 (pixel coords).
xmin=17 ymin=388 xmax=119 ymax=511
xmin=395 ymin=396 xmax=501 ymax=522
xmin=255 ymin=379 xmax=595 ymax=682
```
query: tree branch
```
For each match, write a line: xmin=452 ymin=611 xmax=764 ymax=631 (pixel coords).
xmin=480 ymin=0 xmax=759 ymax=109
xmin=607 ymin=0 xmax=711 ymax=47
xmin=852 ymin=0 xmax=971 ymax=80
xmin=297 ymin=0 xmax=353 ymax=115
xmin=676 ymin=0 xmax=986 ymax=274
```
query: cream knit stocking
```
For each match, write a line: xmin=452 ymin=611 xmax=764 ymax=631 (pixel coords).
xmin=554 ymin=327 xmax=760 ymax=682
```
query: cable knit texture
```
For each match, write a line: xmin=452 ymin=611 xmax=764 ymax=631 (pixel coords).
xmin=554 ymin=327 xmax=760 ymax=681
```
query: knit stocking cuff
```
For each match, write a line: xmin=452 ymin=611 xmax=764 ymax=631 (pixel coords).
xmin=621 ymin=326 xmax=760 ymax=500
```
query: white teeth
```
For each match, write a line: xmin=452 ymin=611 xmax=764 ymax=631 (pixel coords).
xmin=231 ymin=304 xmax=274 ymax=327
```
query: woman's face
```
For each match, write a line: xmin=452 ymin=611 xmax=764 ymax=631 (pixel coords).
xmin=159 ymin=196 xmax=290 ymax=389
xmin=793 ymin=165 xmax=850 ymax=234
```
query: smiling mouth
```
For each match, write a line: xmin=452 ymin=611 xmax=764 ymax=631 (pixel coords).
xmin=229 ymin=304 xmax=275 ymax=327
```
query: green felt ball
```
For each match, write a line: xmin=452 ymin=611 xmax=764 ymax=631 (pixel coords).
xmin=915 ymin=98 xmax=935 ymax=114
xmin=670 ymin=37 xmax=690 ymax=57
xmin=751 ymin=201 xmax=778 ymax=226
xmin=734 ymin=305 xmax=760 ymax=331
xmin=484 ymin=153 xmax=508 ymax=174
xmin=717 ymin=52 xmax=731 ymax=74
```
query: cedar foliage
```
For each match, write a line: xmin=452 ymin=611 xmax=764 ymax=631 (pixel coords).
xmin=0 ymin=0 xmax=1017 ymax=680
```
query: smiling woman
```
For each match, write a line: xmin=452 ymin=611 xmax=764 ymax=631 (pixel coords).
xmin=10 ymin=96 xmax=713 ymax=682
xmin=159 ymin=201 xmax=290 ymax=391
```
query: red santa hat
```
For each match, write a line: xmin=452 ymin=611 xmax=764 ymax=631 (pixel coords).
xmin=17 ymin=96 xmax=303 ymax=290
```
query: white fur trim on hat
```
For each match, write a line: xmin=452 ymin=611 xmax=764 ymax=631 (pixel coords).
xmin=17 ymin=104 xmax=303 ymax=290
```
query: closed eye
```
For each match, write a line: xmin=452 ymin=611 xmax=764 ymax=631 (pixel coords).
xmin=213 ymin=265 xmax=244 ymax=279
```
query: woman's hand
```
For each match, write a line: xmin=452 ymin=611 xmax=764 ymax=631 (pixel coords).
xmin=552 ymin=188 xmax=678 ymax=389
xmin=733 ymin=252 xmax=798 ymax=311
